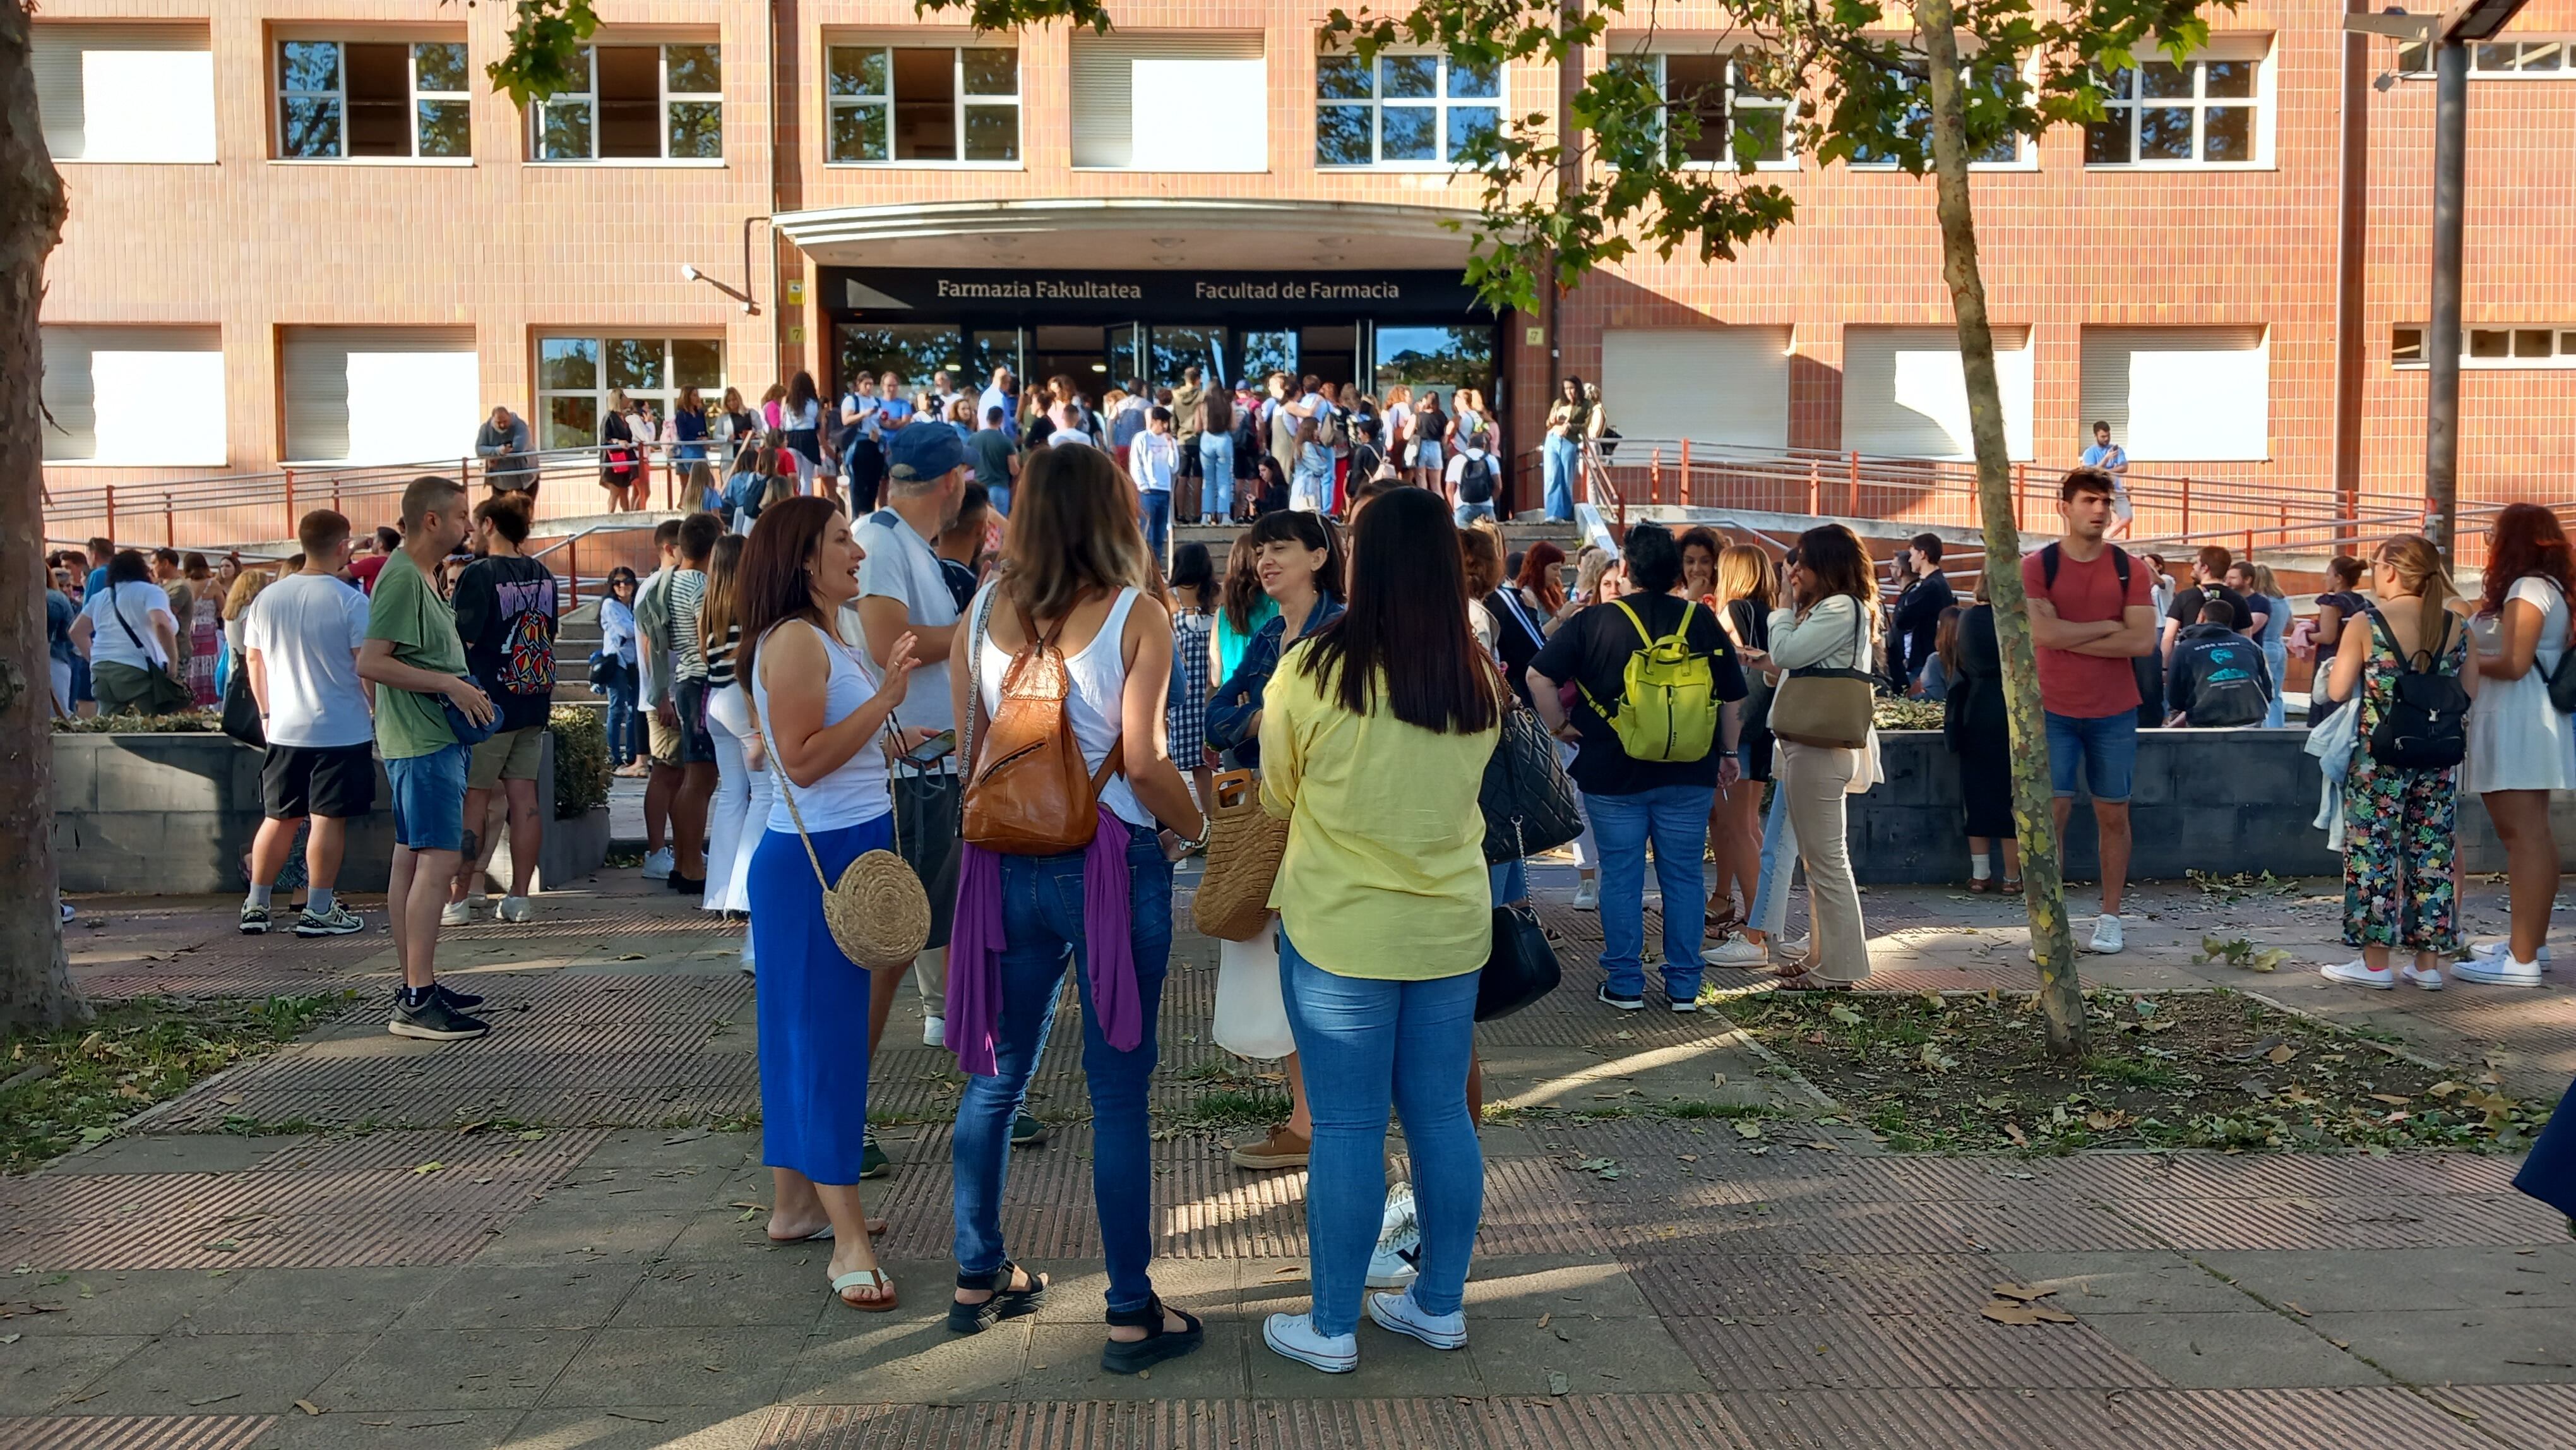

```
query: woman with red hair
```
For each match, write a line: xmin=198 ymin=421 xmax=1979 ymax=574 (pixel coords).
xmin=2461 ymin=503 xmax=2576 ymax=986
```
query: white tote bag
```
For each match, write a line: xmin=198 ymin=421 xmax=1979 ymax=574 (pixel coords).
xmin=1213 ymin=923 xmax=1295 ymax=1060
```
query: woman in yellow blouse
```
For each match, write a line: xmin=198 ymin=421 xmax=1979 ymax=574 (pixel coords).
xmin=1255 ymin=487 xmax=1503 ymax=1374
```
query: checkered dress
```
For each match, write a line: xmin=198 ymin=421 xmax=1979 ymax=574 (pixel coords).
xmin=1167 ymin=609 xmax=1213 ymax=763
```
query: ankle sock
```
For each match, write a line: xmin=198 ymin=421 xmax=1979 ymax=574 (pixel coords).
xmin=1971 ymin=853 xmax=1992 ymax=881
xmin=307 ymin=888 xmax=335 ymax=916
xmin=399 ymin=985 xmax=434 ymax=1009
xmin=246 ymin=885 xmax=271 ymax=908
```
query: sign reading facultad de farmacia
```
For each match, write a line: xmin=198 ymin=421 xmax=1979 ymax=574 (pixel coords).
xmin=934 ymin=278 xmax=1405 ymax=301
xmin=829 ymin=268 xmax=1481 ymax=321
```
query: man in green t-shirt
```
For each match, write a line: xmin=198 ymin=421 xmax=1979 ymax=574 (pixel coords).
xmin=357 ymin=475 xmax=498 ymax=1042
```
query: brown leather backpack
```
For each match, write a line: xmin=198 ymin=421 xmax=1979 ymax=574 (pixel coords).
xmin=960 ymin=587 xmax=1124 ymax=856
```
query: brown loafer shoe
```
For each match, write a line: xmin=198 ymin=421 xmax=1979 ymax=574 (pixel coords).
xmin=1228 ymin=1125 xmax=1311 ymax=1171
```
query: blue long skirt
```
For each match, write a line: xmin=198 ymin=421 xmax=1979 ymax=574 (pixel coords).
xmin=749 ymin=815 xmax=891 ymax=1185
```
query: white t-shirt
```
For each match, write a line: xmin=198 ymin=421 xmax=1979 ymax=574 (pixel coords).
xmin=1131 ymin=431 xmax=1178 ymax=493
xmin=852 ymin=507 xmax=960 ymax=743
xmin=242 ymin=572 xmax=374 ymax=748
xmin=1445 ymin=448 xmax=1495 ymax=491
xmin=81 ymin=582 xmax=176 ymax=672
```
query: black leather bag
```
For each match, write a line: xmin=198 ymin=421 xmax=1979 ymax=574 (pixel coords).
xmin=220 ymin=650 xmax=265 ymax=747
xmin=1479 ymin=704 xmax=1584 ymax=864
xmin=1475 ymin=901 xmax=1562 ymax=1022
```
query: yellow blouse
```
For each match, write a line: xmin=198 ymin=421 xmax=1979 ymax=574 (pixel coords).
xmin=1256 ymin=644 xmax=1500 ymax=980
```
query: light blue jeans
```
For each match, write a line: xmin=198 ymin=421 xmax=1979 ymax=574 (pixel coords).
xmin=1747 ymin=757 xmax=1799 ymax=937
xmin=1455 ymin=501 xmax=1497 ymax=526
xmin=2263 ymin=639 xmax=2289 ymax=728
xmin=1586 ymin=782 xmax=1715 ymax=1002
xmin=1542 ymin=436 xmax=1581 ymax=520
xmin=1199 ymin=433 xmax=1236 ymax=518
xmin=1280 ymin=932 xmax=1482 ymax=1338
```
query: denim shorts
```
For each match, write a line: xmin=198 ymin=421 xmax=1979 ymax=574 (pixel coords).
xmin=386 ymin=743 xmax=470 ymax=853
xmin=2044 ymin=709 xmax=2138 ymax=803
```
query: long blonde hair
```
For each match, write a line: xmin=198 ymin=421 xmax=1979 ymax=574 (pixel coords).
xmin=223 ymin=568 xmax=270 ymax=621
xmin=700 ymin=534 xmax=746 ymax=661
xmin=2248 ymin=562 xmax=2285 ymax=601
xmin=2375 ymin=535 xmax=2459 ymax=655
xmin=1715 ymin=544 xmax=1776 ymax=615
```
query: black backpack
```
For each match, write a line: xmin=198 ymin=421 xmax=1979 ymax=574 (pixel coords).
xmin=2183 ymin=638 xmax=2269 ymax=728
xmin=1456 ymin=452 xmax=1496 ymax=505
xmin=2039 ymin=542 xmax=2160 ymax=722
xmin=2366 ymin=608 xmax=2469 ymax=769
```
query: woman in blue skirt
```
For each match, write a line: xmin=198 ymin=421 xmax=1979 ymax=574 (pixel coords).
xmin=739 ymin=495 xmax=923 ymax=1311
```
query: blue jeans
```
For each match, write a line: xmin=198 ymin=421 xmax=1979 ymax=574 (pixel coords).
xmin=1747 ymin=762 xmax=1799 ymax=937
xmin=1542 ymin=436 xmax=1581 ymax=520
xmin=1140 ymin=490 xmax=1171 ymax=560
xmin=1280 ymin=933 xmax=1482 ymax=1338
xmin=2263 ymin=639 xmax=2289 ymax=728
xmin=1587 ymin=782 xmax=1716 ymax=1000
xmin=952 ymin=823 xmax=1174 ymax=1314
xmin=1455 ymin=501 xmax=1496 ymax=526
xmin=2044 ymin=709 xmax=2139 ymax=802
xmin=988 ymin=482 xmax=1011 ymax=517
xmin=605 ymin=675 xmax=640 ymax=765
xmin=385 ymin=743 xmax=469 ymax=853
xmin=1199 ymin=433 xmax=1235 ymax=518
xmin=1489 ymin=856 xmax=1525 ymax=906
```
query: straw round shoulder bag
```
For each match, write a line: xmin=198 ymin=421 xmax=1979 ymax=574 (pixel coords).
xmin=748 ymin=628 xmax=931 ymax=969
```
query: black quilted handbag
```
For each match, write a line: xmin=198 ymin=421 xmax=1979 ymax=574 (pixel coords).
xmin=1479 ymin=702 xmax=1584 ymax=865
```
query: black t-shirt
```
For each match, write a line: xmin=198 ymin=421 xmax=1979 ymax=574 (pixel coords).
xmin=1531 ymin=592 xmax=1748 ymax=796
xmin=452 ymin=554 xmax=559 ymax=733
xmin=2168 ymin=584 xmax=2248 ymax=634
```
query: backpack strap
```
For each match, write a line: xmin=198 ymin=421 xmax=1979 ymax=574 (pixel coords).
xmin=1611 ymin=597 xmax=1652 ymax=648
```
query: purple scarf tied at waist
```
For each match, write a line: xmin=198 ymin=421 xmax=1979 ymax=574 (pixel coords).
xmin=945 ymin=805 xmax=1141 ymax=1077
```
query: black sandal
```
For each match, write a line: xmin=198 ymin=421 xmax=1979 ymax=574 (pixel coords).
xmin=1100 ymin=1293 xmax=1205 ymax=1375
xmin=946 ymin=1259 xmax=1047 ymax=1335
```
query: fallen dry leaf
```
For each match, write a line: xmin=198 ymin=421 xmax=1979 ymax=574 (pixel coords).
xmin=2265 ymin=1044 xmax=2299 ymax=1065
xmin=2368 ymin=1093 xmax=2412 ymax=1106
xmin=294 ymin=1400 xmax=322 ymax=1417
xmin=1991 ymin=1283 xmax=2057 ymax=1303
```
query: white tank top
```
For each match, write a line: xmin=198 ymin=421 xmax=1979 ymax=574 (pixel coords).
xmin=750 ymin=618 xmax=891 ymax=834
xmin=974 ymin=584 xmax=1151 ymax=829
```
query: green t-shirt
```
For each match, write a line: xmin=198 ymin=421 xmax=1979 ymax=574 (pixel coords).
xmin=367 ymin=548 xmax=468 ymax=759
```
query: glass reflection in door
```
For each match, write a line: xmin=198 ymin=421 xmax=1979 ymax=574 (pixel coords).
xmin=1149 ymin=326 xmax=1227 ymax=388
xmin=1373 ymin=325 xmax=1494 ymax=397
xmin=1236 ymin=330 xmax=1297 ymax=386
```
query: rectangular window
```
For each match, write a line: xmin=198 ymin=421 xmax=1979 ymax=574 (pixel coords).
xmin=2084 ymin=44 xmax=2268 ymax=167
xmin=1070 ymin=33 xmax=1265 ymax=170
xmin=1315 ymin=52 xmax=1501 ymax=167
xmin=32 ymin=23 xmax=217 ymax=163
xmin=40 ymin=326 xmax=227 ymax=465
xmin=1844 ymin=59 xmax=2027 ymax=167
xmin=2079 ymin=326 xmax=2269 ymax=462
xmin=2392 ymin=325 xmax=2576 ymax=369
xmin=1643 ymin=52 xmax=1793 ymax=166
xmin=534 ymin=336 xmax=725 ymax=450
xmin=532 ymin=44 xmax=722 ymax=161
xmin=281 ymin=328 xmax=479 ymax=464
xmin=827 ymin=44 xmax=1020 ymax=164
xmin=2399 ymin=38 xmax=2570 ymax=75
xmin=277 ymin=40 xmax=470 ymax=159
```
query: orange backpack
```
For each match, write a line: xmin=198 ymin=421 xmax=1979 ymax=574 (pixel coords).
xmin=960 ymin=589 xmax=1123 ymax=856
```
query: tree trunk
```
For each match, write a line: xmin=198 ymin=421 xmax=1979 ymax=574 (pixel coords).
xmin=1917 ymin=3 xmax=2084 ymax=1057
xmin=1 ymin=1 xmax=85 ymax=1033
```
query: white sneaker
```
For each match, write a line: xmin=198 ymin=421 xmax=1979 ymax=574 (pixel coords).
xmin=1703 ymin=937 xmax=1770 ymax=968
xmin=439 ymin=899 xmax=474 ymax=928
xmin=2469 ymin=940 xmax=2552 ymax=970
xmin=1380 ymin=1182 xmax=1417 ymax=1238
xmin=1571 ymin=878 xmax=1599 ymax=911
xmin=2088 ymin=915 xmax=2125 ymax=955
xmin=2454 ymin=952 xmax=2544 ymax=988
xmin=922 ymin=1015 xmax=946 ymax=1048
xmin=1263 ymin=1312 xmax=1358 ymax=1373
xmin=1366 ymin=1289 xmax=1467 ymax=1350
xmin=2401 ymin=963 xmax=2446 ymax=991
xmin=1367 ymin=1183 xmax=1420 ymax=1290
xmin=496 ymin=896 xmax=532 ymax=923
xmin=2321 ymin=959 xmax=2395 ymax=990
xmin=642 ymin=848 xmax=674 ymax=880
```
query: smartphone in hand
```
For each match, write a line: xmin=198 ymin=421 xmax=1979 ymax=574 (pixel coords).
xmin=898 ymin=729 xmax=957 ymax=769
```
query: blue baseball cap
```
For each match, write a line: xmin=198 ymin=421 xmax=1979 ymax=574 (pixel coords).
xmin=886 ymin=422 xmax=972 ymax=484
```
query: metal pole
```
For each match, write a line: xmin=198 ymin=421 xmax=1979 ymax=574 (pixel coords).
xmin=2424 ymin=37 xmax=2468 ymax=559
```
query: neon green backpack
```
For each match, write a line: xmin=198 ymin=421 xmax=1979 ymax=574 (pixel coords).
xmin=1580 ymin=599 xmax=1718 ymax=764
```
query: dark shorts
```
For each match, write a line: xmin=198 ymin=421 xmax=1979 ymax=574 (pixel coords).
xmin=674 ymin=678 xmax=718 ymax=765
xmin=891 ymin=769 xmax=962 ymax=951
xmin=261 ymin=743 xmax=378 ymax=820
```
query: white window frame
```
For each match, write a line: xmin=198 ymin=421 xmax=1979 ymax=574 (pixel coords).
xmin=1314 ymin=51 xmax=1503 ymax=170
xmin=2084 ymin=39 xmax=2273 ymax=170
xmin=1840 ymin=54 xmax=2034 ymax=171
xmin=275 ymin=39 xmax=472 ymax=163
xmin=1642 ymin=52 xmax=1799 ymax=171
xmin=2398 ymin=37 xmax=2576 ymax=76
xmin=825 ymin=44 xmax=1023 ymax=168
xmin=2392 ymin=324 xmax=2576 ymax=370
xmin=529 ymin=43 xmax=724 ymax=165
xmin=533 ymin=335 xmax=729 ymax=453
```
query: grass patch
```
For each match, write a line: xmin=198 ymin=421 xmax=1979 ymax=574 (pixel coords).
xmin=1741 ymin=988 xmax=2549 ymax=1154
xmin=3 ymin=993 xmax=351 ymax=1171
xmin=1176 ymin=1089 xmax=1289 ymax=1130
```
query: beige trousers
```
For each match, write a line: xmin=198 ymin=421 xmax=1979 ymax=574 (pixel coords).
xmin=1780 ymin=741 xmax=1869 ymax=983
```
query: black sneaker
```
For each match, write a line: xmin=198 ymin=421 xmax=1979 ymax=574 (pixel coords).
xmin=1595 ymin=984 xmax=1646 ymax=1012
xmin=667 ymin=874 xmax=707 ymax=894
xmin=239 ymin=903 xmax=271 ymax=935
xmin=432 ymin=982 xmax=486 ymax=1010
xmin=859 ymin=1132 xmax=890 ymax=1179
xmin=1010 ymin=1113 xmax=1051 ymax=1149
xmin=388 ymin=991 xmax=491 ymax=1041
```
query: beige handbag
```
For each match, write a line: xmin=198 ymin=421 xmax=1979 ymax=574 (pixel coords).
xmin=748 ymin=637 xmax=931 ymax=969
xmin=1768 ymin=606 xmax=1876 ymax=750
xmin=1190 ymin=770 xmax=1290 ymax=943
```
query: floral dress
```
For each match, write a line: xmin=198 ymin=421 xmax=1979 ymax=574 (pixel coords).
xmin=2341 ymin=611 xmax=2467 ymax=953
xmin=186 ymin=592 xmax=222 ymax=706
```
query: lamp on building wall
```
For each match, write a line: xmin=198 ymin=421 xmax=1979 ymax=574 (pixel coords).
xmin=681 ymin=263 xmax=758 ymax=314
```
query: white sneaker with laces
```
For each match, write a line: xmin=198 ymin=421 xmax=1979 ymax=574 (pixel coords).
xmin=1366 ymin=1219 xmax=1421 ymax=1290
xmin=2469 ymin=940 xmax=2552 ymax=971
xmin=2401 ymin=963 xmax=2446 ymax=991
xmin=1571 ymin=878 xmax=1599 ymax=911
xmin=922 ymin=1015 xmax=946 ymax=1048
xmin=642 ymin=848 xmax=675 ymax=880
xmin=1366 ymin=1290 xmax=1468 ymax=1350
xmin=2321 ymin=959 xmax=2395 ymax=990
xmin=439 ymin=899 xmax=474 ymax=928
xmin=1263 ymin=1312 xmax=1358 ymax=1373
xmin=1703 ymin=937 xmax=1770 ymax=968
xmin=2088 ymin=915 xmax=2125 ymax=955
xmin=496 ymin=896 xmax=532 ymax=923
xmin=2454 ymin=952 xmax=2544 ymax=988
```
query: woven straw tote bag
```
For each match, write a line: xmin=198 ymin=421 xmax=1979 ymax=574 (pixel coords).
xmin=749 ymin=648 xmax=930 ymax=969
xmin=1190 ymin=769 xmax=1289 ymax=943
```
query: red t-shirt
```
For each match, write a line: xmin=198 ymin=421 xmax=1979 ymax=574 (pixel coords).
xmin=2020 ymin=544 xmax=2153 ymax=720
xmin=348 ymin=555 xmax=388 ymax=595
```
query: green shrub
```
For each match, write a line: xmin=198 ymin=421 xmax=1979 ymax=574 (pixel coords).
xmin=52 ymin=709 xmax=224 ymax=734
xmin=550 ymin=704 xmax=612 ymax=820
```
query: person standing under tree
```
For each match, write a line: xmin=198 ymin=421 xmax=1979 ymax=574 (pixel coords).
xmin=239 ymin=510 xmax=377 ymax=940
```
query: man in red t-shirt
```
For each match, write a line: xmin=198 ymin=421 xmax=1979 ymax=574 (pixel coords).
xmin=2019 ymin=468 xmax=2160 ymax=955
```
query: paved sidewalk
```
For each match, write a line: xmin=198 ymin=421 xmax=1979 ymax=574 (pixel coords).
xmin=6 ymin=862 xmax=2572 ymax=1449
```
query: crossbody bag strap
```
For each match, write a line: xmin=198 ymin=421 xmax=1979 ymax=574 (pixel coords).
xmin=961 ymin=582 xmax=1000 ymax=780
xmin=109 ymin=587 xmax=150 ymax=655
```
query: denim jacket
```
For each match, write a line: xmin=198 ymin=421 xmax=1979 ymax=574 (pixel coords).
xmin=1205 ymin=597 xmax=1343 ymax=767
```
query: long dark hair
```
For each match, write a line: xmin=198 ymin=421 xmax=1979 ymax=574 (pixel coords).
xmin=1220 ymin=536 xmax=1264 ymax=633
xmin=787 ymin=370 xmax=819 ymax=415
xmin=1296 ymin=488 xmax=1499 ymax=735
xmin=1169 ymin=541 xmax=1216 ymax=609
xmin=1200 ymin=386 xmax=1232 ymax=435
xmin=1244 ymin=507 xmax=1345 ymax=602
xmin=734 ymin=496 xmax=841 ymax=688
xmin=1794 ymin=524 xmax=1873 ymax=611
xmin=2482 ymin=502 xmax=2576 ymax=616
xmin=700 ymin=534 xmax=747 ymax=660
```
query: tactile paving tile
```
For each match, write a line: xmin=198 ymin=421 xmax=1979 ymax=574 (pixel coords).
xmin=1720 ymin=1387 xmax=2498 ymax=1450
xmin=1152 ymin=1142 xmax=1311 ymax=1259
xmin=1477 ymin=1393 xmax=1756 ymax=1450
xmin=2018 ymin=1150 xmax=2525 ymax=1201
xmin=864 ymin=1123 xmax=1106 ymax=1262
xmin=2430 ymin=1385 xmax=2576 ymax=1450
xmin=761 ymin=1400 xmax=1477 ymax=1450
xmin=0 ymin=1416 xmax=280 ymax=1450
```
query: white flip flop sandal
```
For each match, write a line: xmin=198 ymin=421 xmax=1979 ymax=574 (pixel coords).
xmin=832 ymin=1267 xmax=898 ymax=1312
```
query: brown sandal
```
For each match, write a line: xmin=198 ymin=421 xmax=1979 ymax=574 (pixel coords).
xmin=1998 ymin=878 xmax=2022 ymax=895
xmin=1967 ymin=878 xmax=1994 ymax=894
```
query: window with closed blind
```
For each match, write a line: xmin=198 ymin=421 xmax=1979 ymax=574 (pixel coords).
xmin=2078 ymin=327 xmax=2269 ymax=462
xmin=1599 ymin=328 xmax=1792 ymax=450
xmin=40 ymin=326 xmax=227 ymax=465
xmin=1842 ymin=327 xmax=2034 ymax=461
xmin=281 ymin=328 xmax=480 ymax=465
xmin=32 ymin=23 xmax=217 ymax=163
xmin=1071 ymin=33 xmax=1267 ymax=171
